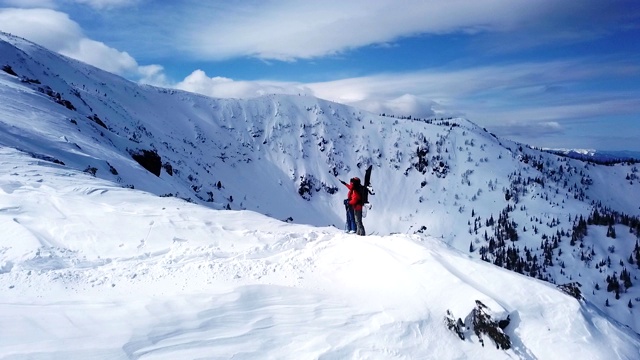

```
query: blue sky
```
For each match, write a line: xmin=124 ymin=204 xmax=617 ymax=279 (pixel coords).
xmin=1 ymin=0 xmax=639 ymax=151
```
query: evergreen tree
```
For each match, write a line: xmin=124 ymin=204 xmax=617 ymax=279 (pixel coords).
xmin=621 ymin=268 xmax=632 ymax=289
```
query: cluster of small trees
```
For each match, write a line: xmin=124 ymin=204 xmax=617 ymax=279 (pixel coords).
xmin=474 ymin=206 xmax=557 ymax=281
xmin=378 ymin=113 xmax=456 ymax=127
xmin=567 ymin=207 xmax=640 ymax=307
xmin=471 ymin=201 xmax=640 ymax=307
xmin=297 ymin=174 xmax=339 ymax=201
xmin=405 ymin=141 xmax=430 ymax=176
xmin=513 ymin=150 xmax=597 ymax=202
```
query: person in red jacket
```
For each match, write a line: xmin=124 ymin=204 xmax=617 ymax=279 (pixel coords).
xmin=339 ymin=177 xmax=357 ymax=233
xmin=342 ymin=177 xmax=365 ymax=236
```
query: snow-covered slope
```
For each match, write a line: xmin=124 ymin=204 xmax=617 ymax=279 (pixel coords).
xmin=1 ymin=32 xmax=640 ymax=357
xmin=1 ymin=147 xmax=638 ymax=359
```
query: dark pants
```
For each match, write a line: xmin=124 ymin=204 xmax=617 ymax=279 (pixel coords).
xmin=354 ymin=209 xmax=365 ymax=236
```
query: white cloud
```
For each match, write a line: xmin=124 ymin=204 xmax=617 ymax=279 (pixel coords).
xmin=6 ymin=1 xmax=630 ymax=65
xmin=173 ymin=0 xmax=615 ymax=61
xmin=0 ymin=0 xmax=138 ymax=9
xmin=173 ymin=59 xmax=640 ymax=138
xmin=60 ymin=38 xmax=138 ymax=75
xmin=175 ymin=70 xmax=305 ymax=99
xmin=351 ymin=94 xmax=438 ymax=118
xmin=0 ymin=8 xmax=166 ymax=82
xmin=176 ymin=70 xmax=436 ymax=118
xmin=0 ymin=8 xmax=82 ymax=50
xmin=0 ymin=0 xmax=56 ymax=8
xmin=137 ymin=64 xmax=169 ymax=87
xmin=71 ymin=0 xmax=140 ymax=9
xmin=490 ymin=121 xmax=564 ymax=138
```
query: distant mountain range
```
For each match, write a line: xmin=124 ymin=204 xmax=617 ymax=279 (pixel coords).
xmin=544 ymin=148 xmax=640 ymax=163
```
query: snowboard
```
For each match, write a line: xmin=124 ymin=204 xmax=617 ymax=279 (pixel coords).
xmin=362 ymin=165 xmax=373 ymax=204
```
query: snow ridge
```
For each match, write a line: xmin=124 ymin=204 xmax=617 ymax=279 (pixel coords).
xmin=1 ymin=32 xmax=640 ymax=358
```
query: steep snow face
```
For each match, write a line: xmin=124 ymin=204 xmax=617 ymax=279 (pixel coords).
xmin=2 ymin=32 xmax=640 ymax=337
xmin=0 ymin=147 xmax=639 ymax=359
xmin=3 ymin=33 xmax=639 ymax=232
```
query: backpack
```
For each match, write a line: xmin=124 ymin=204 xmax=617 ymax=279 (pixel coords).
xmin=347 ymin=165 xmax=373 ymax=206
xmin=357 ymin=183 xmax=368 ymax=205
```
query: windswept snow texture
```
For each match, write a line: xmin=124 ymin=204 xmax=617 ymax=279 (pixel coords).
xmin=0 ymin=148 xmax=638 ymax=359
xmin=1 ymin=33 xmax=640 ymax=358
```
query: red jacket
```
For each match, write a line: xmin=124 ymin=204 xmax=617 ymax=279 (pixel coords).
xmin=342 ymin=181 xmax=363 ymax=211
xmin=349 ymin=188 xmax=363 ymax=211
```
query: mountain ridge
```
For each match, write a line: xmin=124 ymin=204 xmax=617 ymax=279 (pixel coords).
xmin=1 ymin=31 xmax=640 ymax=343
